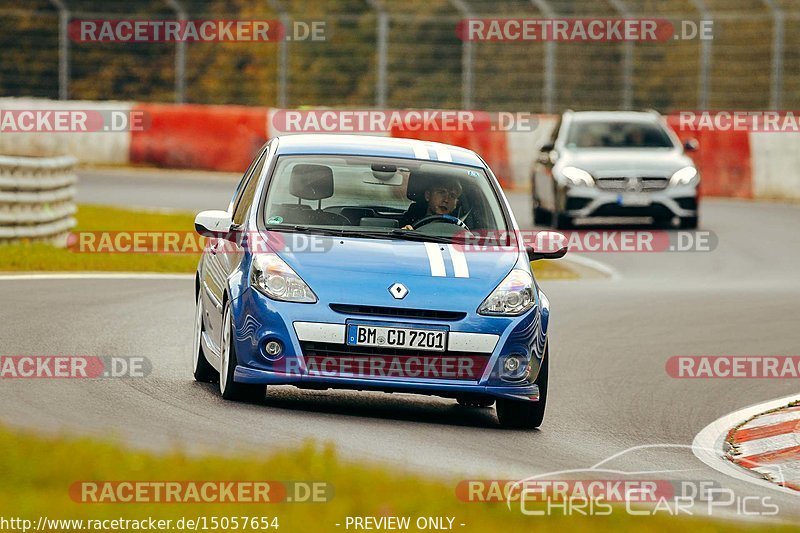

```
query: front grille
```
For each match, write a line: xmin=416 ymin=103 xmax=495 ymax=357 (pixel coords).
xmin=596 ymin=176 xmax=669 ymax=191
xmin=299 ymin=341 xmax=489 ymax=381
xmin=329 ymin=304 xmax=466 ymax=321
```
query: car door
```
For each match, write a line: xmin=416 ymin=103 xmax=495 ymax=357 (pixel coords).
xmin=201 ymin=143 xmax=271 ymax=354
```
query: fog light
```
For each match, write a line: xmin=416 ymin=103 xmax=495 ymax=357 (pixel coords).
xmin=501 ymin=354 xmax=529 ymax=381
xmin=504 ymin=357 xmax=521 ymax=373
xmin=264 ymin=340 xmax=283 ymax=360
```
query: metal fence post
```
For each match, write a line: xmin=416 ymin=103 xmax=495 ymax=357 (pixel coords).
xmin=530 ymin=0 xmax=557 ymax=113
xmin=762 ymin=0 xmax=785 ymax=110
xmin=608 ymin=0 xmax=633 ymax=109
xmin=166 ymin=0 xmax=187 ymax=103
xmin=689 ymin=0 xmax=712 ymax=109
xmin=267 ymin=0 xmax=289 ymax=107
xmin=48 ymin=0 xmax=70 ymax=100
xmin=448 ymin=0 xmax=473 ymax=109
xmin=366 ymin=0 xmax=388 ymax=108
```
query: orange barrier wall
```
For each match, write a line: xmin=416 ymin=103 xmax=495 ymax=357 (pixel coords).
xmin=130 ymin=103 xmax=269 ymax=172
xmin=666 ymin=115 xmax=752 ymax=199
xmin=127 ymin=104 xmax=754 ymax=198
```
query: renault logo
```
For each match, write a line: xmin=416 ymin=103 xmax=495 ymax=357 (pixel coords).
xmin=389 ymin=283 xmax=408 ymax=299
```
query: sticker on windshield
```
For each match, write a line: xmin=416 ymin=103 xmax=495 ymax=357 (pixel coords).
xmin=266 ymin=215 xmax=283 ymax=224
xmin=467 ymin=170 xmax=479 ymax=178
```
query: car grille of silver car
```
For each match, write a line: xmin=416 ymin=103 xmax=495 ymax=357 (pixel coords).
xmin=595 ymin=176 xmax=669 ymax=191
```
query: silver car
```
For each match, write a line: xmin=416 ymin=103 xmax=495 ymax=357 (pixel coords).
xmin=532 ymin=111 xmax=700 ymax=229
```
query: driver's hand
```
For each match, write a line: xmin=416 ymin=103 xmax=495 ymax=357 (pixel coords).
xmin=401 ymin=225 xmax=414 ymax=230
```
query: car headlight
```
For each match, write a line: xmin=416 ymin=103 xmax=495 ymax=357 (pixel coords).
xmin=669 ymin=166 xmax=699 ymax=186
xmin=251 ymin=253 xmax=317 ymax=303
xmin=561 ymin=166 xmax=595 ymax=187
xmin=478 ymin=269 xmax=535 ymax=316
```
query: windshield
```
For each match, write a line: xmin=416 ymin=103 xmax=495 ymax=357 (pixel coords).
xmin=566 ymin=120 xmax=674 ymax=149
xmin=261 ymin=155 xmax=509 ymax=241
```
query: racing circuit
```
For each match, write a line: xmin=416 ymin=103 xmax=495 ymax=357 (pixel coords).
xmin=1 ymin=168 xmax=798 ymax=521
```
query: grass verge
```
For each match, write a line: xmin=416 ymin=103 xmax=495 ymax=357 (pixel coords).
xmin=0 ymin=424 xmax=784 ymax=532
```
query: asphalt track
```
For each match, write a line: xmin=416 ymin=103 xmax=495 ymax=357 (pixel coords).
xmin=2 ymin=168 xmax=799 ymax=522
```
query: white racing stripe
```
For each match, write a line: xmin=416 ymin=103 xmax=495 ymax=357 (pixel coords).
xmin=424 ymin=242 xmax=446 ymax=277
xmin=434 ymin=146 xmax=452 ymax=162
xmin=448 ymin=245 xmax=470 ymax=278
xmin=410 ymin=142 xmax=429 ymax=160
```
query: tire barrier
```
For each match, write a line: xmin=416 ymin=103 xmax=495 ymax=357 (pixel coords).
xmin=0 ymin=155 xmax=77 ymax=247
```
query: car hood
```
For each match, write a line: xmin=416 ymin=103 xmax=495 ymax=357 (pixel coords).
xmin=271 ymin=233 xmax=520 ymax=311
xmin=560 ymin=149 xmax=694 ymax=176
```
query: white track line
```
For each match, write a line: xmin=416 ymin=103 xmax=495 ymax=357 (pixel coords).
xmin=561 ymin=253 xmax=621 ymax=280
xmin=0 ymin=273 xmax=193 ymax=281
xmin=692 ymin=394 xmax=800 ymax=496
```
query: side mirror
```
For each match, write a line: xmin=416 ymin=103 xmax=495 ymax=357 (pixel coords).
xmin=195 ymin=210 xmax=234 ymax=238
xmin=526 ymin=230 xmax=568 ymax=261
xmin=683 ymin=138 xmax=699 ymax=152
xmin=537 ymin=143 xmax=557 ymax=165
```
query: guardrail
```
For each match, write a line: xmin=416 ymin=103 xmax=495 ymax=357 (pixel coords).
xmin=0 ymin=155 xmax=77 ymax=247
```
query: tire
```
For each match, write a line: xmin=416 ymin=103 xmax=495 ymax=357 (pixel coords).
xmin=496 ymin=347 xmax=549 ymax=429
xmin=456 ymin=397 xmax=495 ymax=408
xmin=192 ymin=292 xmax=218 ymax=383
xmin=553 ymin=212 xmax=573 ymax=230
xmin=652 ymin=216 xmax=674 ymax=229
xmin=679 ymin=216 xmax=698 ymax=229
xmin=533 ymin=206 xmax=552 ymax=227
xmin=219 ymin=302 xmax=266 ymax=403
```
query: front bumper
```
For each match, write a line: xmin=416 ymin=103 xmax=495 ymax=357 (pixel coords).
xmin=229 ymin=287 xmax=547 ymax=402
xmin=565 ymin=185 xmax=698 ymax=219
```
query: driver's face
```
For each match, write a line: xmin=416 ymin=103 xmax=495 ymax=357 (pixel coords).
xmin=425 ymin=187 xmax=460 ymax=216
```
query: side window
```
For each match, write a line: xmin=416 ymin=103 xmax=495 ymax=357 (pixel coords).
xmin=232 ymin=145 xmax=270 ymax=225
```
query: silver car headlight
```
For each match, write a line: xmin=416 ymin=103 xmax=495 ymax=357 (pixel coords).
xmin=478 ymin=269 xmax=535 ymax=316
xmin=561 ymin=166 xmax=595 ymax=187
xmin=251 ymin=253 xmax=317 ymax=303
xmin=669 ymin=166 xmax=699 ymax=186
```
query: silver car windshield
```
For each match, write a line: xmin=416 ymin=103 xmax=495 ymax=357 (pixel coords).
xmin=262 ymin=155 xmax=509 ymax=239
xmin=566 ymin=120 xmax=674 ymax=149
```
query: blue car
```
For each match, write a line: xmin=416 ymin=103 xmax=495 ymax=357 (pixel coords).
xmin=192 ymin=134 xmax=566 ymax=428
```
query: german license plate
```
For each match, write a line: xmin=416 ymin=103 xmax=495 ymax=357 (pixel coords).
xmin=618 ymin=193 xmax=652 ymax=207
xmin=347 ymin=325 xmax=447 ymax=352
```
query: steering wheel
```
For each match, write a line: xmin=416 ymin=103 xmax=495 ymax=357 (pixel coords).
xmin=412 ymin=214 xmax=470 ymax=231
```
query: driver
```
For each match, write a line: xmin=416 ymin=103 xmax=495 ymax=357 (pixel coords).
xmin=399 ymin=176 xmax=463 ymax=230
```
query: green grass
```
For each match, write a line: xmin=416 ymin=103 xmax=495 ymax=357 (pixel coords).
xmin=0 ymin=205 xmax=200 ymax=273
xmin=0 ymin=205 xmax=578 ymax=279
xmin=0 ymin=425 xmax=785 ymax=533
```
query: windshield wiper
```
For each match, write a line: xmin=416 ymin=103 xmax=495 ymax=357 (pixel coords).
xmin=266 ymin=225 xmax=457 ymax=244
xmin=362 ymin=229 xmax=456 ymax=244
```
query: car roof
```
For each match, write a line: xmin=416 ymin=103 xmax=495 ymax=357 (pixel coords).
xmin=273 ymin=134 xmax=485 ymax=167
xmin=566 ymin=111 xmax=662 ymax=123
